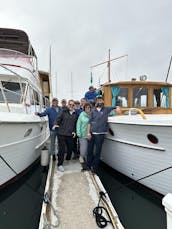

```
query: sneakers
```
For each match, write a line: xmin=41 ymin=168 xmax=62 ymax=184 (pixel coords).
xmin=81 ymin=163 xmax=90 ymax=172
xmin=58 ymin=165 xmax=64 ymax=172
xmin=79 ymin=156 xmax=84 ymax=163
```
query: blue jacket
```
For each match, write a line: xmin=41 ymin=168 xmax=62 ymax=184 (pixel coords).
xmin=84 ymin=90 xmax=98 ymax=102
xmin=89 ymin=106 xmax=115 ymax=133
xmin=38 ymin=106 xmax=62 ymax=131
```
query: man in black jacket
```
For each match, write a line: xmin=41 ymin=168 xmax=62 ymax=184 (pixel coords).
xmin=53 ymin=100 xmax=78 ymax=172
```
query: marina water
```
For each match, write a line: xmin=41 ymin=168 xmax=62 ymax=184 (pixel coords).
xmin=0 ymin=162 xmax=166 ymax=229
xmin=0 ymin=164 xmax=47 ymax=229
xmin=98 ymin=163 xmax=166 ymax=229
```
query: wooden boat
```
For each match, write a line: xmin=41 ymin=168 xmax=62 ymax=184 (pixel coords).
xmin=92 ymin=50 xmax=172 ymax=195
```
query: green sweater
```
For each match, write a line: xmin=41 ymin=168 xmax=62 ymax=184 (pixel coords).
xmin=76 ymin=111 xmax=89 ymax=138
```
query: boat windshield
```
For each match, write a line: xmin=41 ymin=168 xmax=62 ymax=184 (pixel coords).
xmin=133 ymin=87 xmax=148 ymax=107
xmin=153 ymin=88 xmax=169 ymax=108
xmin=0 ymin=81 xmax=25 ymax=103
xmin=0 ymin=49 xmax=33 ymax=63
xmin=117 ymin=88 xmax=128 ymax=107
xmin=0 ymin=49 xmax=37 ymax=72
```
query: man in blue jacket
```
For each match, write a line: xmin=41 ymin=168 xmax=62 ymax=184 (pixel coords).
xmin=85 ymin=95 xmax=121 ymax=174
xmin=84 ymin=86 xmax=98 ymax=103
xmin=35 ymin=98 xmax=62 ymax=161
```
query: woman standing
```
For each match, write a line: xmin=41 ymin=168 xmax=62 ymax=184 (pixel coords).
xmin=76 ymin=103 xmax=91 ymax=163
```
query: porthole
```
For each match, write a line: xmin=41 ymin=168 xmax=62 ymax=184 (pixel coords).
xmin=24 ymin=128 xmax=32 ymax=137
xmin=147 ymin=134 xmax=158 ymax=144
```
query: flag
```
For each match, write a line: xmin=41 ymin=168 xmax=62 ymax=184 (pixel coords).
xmin=90 ymin=72 xmax=93 ymax=84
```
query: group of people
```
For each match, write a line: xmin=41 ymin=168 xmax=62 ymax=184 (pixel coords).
xmin=35 ymin=86 xmax=120 ymax=174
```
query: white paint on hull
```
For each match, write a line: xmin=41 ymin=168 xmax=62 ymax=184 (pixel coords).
xmin=101 ymin=115 xmax=172 ymax=195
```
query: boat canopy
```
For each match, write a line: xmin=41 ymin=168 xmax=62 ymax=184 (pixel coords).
xmin=0 ymin=28 xmax=36 ymax=57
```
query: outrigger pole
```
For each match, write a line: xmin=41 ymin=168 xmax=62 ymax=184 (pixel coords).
xmin=90 ymin=49 xmax=128 ymax=83
xmin=165 ymin=55 xmax=172 ymax=82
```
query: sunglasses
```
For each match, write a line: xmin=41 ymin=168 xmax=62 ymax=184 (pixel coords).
xmin=69 ymin=104 xmax=74 ymax=106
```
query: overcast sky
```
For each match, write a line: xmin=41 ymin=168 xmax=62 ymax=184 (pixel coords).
xmin=0 ymin=0 xmax=172 ymax=101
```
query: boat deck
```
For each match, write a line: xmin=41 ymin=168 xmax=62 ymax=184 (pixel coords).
xmin=39 ymin=158 xmax=124 ymax=229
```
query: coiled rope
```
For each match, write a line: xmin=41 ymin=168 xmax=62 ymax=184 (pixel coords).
xmin=93 ymin=191 xmax=112 ymax=228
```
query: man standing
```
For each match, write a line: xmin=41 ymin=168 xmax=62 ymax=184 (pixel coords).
xmin=35 ymin=98 xmax=62 ymax=161
xmin=85 ymin=95 xmax=121 ymax=174
xmin=53 ymin=100 xmax=78 ymax=172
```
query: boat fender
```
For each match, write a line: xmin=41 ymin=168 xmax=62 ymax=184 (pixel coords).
xmin=41 ymin=147 xmax=49 ymax=166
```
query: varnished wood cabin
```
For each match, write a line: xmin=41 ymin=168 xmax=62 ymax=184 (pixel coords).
xmin=101 ymin=80 xmax=172 ymax=114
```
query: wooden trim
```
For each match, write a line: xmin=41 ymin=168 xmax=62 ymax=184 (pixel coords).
xmin=148 ymin=88 xmax=153 ymax=107
xmin=128 ymin=87 xmax=132 ymax=107
xmin=104 ymin=85 xmax=112 ymax=106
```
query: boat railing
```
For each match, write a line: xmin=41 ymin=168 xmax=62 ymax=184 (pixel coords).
xmin=0 ymin=49 xmax=39 ymax=84
xmin=122 ymin=107 xmax=147 ymax=120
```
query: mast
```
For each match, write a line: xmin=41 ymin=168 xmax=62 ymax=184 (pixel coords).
xmin=90 ymin=50 xmax=127 ymax=83
xmin=71 ymin=72 xmax=73 ymax=98
xmin=165 ymin=56 xmax=172 ymax=82
xmin=49 ymin=45 xmax=53 ymax=99
xmin=108 ymin=49 xmax=111 ymax=82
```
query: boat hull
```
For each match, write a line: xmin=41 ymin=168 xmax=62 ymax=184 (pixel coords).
xmin=101 ymin=116 xmax=172 ymax=195
xmin=0 ymin=116 xmax=49 ymax=188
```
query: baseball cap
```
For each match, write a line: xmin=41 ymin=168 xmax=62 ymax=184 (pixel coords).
xmin=96 ymin=95 xmax=103 ymax=100
xmin=52 ymin=98 xmax=58 ymax=102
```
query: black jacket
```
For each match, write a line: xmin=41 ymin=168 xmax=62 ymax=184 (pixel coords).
xmin=55 ymin=109 xmax=78 ymax=136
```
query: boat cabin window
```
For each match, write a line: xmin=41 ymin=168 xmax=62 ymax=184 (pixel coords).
xmin=153 ymin=88 xmax=169 ymax=108
xmin=33 ymin=90 xmax=40 ymax=105
xmin=25 ymin=86 xmax=34 ymax=106
xmin=117 ymin=88 xmax=128 ymax=107
xmin=0 ymin=81 xmax=24 ymax=103
xmin=133 ymin=87 xmax=148 ymax=107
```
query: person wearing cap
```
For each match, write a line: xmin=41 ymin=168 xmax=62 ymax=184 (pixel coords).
xmin=84 ymin=86 xmax=98 ymax=103
xmin=83 ymin=95 xmax=121 ymax=174
xmin=80 ymin=98 xmax=87 ymax=110
xmin=61 ymin=99 xmax=67 ymax=110
xmin=74 ymin=100 xmax=82 ymax=116
xmin=35 ymin=98 xmax=62 ymax=161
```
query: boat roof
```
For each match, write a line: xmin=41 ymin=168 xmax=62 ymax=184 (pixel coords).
xmin=103 ymin=81 xmax=172 ymax=87
xmin=0 ymin=28 xmax=36 ymax=57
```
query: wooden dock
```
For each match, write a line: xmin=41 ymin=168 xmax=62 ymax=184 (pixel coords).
xmin=39 ymin=158 xmax=124 ymax=229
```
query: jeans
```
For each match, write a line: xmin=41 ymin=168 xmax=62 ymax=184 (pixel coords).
xmin=87 ymin=134 xmax=105 ymax=172
xmin=50 ymin=130 xmax=59 ymax=156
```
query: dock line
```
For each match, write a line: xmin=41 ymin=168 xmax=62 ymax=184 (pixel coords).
xmin=93 ymin=191 xmax=112 ymax=228
xmin=114 ymin=164 xmax=172 ymax=193
xmin=90 ymin=173 xmax=124 ymax=229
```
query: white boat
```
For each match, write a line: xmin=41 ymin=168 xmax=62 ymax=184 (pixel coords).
xmin=0 ymin=28 xmax=49 ymax=188
xmin=100 ymin=79 xmax=172 ymax=195
xmin=91 ymin=50 xmax=172 ymax=195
